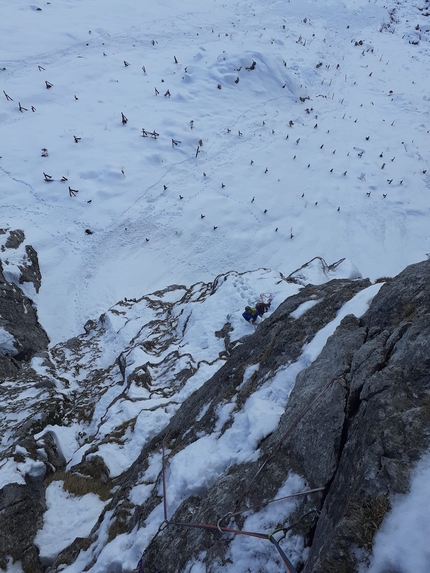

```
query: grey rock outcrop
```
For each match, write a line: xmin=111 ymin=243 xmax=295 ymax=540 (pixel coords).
xmin=18 ymin=245 xmax=43 ymax=294
xmin=0 ymin=234 xmax=49 ymax=378
xmin=3 ymin=229 xmax=25 ymax=250
xmin=303 ymin=261 xmax=430 ymax=572
xmin=0 ymin=263 xmax=49 ymax=359
xmin=0 ymin=481 xmax=46 ymax=572
xmin=137 ymin=261 xmax=430 ymax=572
xmin=0 ymin=235 xmax=51 ymax=572
xmin=0 ymin=228 xmax=42 ymax=294
xmin=2 ymin=257 xmax=430 ymax=573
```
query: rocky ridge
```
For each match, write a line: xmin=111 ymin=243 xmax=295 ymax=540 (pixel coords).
xmin=137 ymin=261 xmax=430 ymax=572
xmin=1 ymin=235 xmax=429 ymax=573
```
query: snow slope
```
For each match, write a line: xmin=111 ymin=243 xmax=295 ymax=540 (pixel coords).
xmin=1 ymin=0 xmax=430 ymax=572
xmin=28 ymin=279 xmax=382 ymax=573
xmin=1 ymin=0 xmax=429 ymax=343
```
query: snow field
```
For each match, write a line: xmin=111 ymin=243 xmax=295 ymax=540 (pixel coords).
xmin=2 ymin=0 xmax=429 ymax=342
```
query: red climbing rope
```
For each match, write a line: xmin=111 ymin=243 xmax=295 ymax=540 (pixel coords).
xmin=157 ymin=435 xmax=299 ymax=573
xmin=233 ymin=375 xmax=343 ymax=513
xmin=138 ymin=376 xmax=343 ymax=572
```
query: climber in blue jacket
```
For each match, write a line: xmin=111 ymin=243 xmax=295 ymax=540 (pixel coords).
xmin=242 ymin=306 xmax=259 ymax=323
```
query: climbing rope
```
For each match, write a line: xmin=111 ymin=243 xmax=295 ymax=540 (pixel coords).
xmin=233 ymin=375 xmax=344 ymax=513
xmin=147 ymin=436 xmax=312 ymax=573
xmin=137 ymin=375 xmax=343 ymax=572
xmin=226 ymin=486 xmax=325 ymax=519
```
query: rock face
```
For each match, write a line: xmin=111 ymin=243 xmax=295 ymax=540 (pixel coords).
xmin=0 ymin=263 xmax=49 ymax=359
xmin=0 ymin=233 xmax=50 ymax=572
xmin=1 ymin=256 xmax=429 ymax=573
xmin=303 ymin=261 xmax=430 ymax=572
xmin=0 ymin=231 xmax=49 ymax=377
xmin=0 ymin=481 xmax=46 ymax=573
xmin=138 ymin=261 xmax=430 ymax=572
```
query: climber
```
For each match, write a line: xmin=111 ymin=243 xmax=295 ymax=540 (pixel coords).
xmin=242 ymin=306 xmax=259 ymax=323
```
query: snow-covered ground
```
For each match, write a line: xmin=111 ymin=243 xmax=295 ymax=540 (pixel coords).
xmin=1 ymin=0 xmax=430 ymax=571
xmin=1 ymin=0 xmax=429 ymax=344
